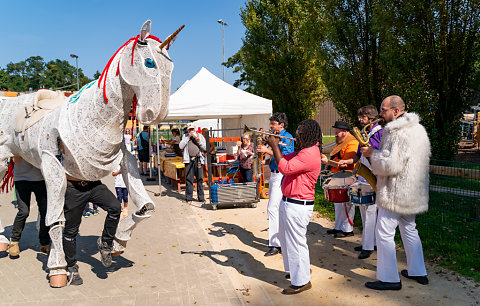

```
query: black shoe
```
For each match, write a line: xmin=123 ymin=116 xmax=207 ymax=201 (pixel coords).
xmin=67 ymin=264 xmax=83 ymax=286
xmin=326 ymin=229 xmax=341 ymax=235
xmin=334 ymin=231 xmax=354 ymax=238
xmin=401 ymin=270 xmax=429 ymax=285
xmin=358 ymin=250 xmax=373 ymax=259
xmin=365 ymin=281 xmax=402 ymax=291
xmin=97 ymin=238 xmax=113 ymax=268
xmin=354 ymin=246 xmax=363 ymax=252
xmin=264 ymin=247 xmax=281 ymax=256
xmin=282 ymin=281 xmax=312 ymax=295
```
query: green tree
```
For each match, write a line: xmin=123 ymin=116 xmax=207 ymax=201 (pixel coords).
xmin=0 ymin=57 xmax=92 ymax=92
xmin=5 ymin=61 xmax=28 ymax=91
xmin=378 ymin=0 xmax=480 ymax=159
xmin=93 ymin=70 xmax=101 ymax=79
xmin=308 ymin=0 xmax=385 ymax=125
xmin=226 ymin=0 xmax=326 ymax=132
xmin=43 ymin=59 xmax=91 ymax=90
xmin=24 ymin=56 xmax=46 ymax=90
xmin=312 ymin=0 xmax=480 ymax=159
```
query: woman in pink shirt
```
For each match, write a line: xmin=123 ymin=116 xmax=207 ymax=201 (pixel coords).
xmin=267 ymin=119 xmax=322 ymax=295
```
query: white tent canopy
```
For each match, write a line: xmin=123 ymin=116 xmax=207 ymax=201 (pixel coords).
xmin=165 ymin=67 xmax=272 ymax=132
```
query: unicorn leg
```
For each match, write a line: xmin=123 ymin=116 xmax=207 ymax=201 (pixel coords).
xmin=112 ymin=148 xmax=154 ymax=253
xmin=41 ymin=150 xmax=68 ymax=287
xmin=121 ymin=148 xmax=155 ymax=211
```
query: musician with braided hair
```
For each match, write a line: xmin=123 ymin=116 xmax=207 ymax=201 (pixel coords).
xmin=266 ymin=119 xmax=322 ymax=295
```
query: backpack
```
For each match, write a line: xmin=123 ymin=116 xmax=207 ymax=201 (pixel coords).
xmin=140 ymin=132 xmax=149 ymax=151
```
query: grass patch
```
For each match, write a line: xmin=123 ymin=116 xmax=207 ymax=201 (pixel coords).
xmin=314 ymin=184 xmax=363 ymax=228
xmin=323 ymin=136 xmax=335 ymax=145
xmin=430 ymin=174 xmax=480 ymax=192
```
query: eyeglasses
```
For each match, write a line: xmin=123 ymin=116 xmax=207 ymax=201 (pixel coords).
xmin=380 ymin=107 xmax=396 ymax=113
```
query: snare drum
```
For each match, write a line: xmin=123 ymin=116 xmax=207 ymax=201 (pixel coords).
xmin=349 ymin=182 xmax=375 ymax=206
xmin=322 ymin=174 xmax=356 ymax=203
xmin=323 ymin=185 xmax=350 ymax=202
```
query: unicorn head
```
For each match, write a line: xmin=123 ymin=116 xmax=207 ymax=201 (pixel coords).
xmin=113 ymin=20 xmax=184 ymax=125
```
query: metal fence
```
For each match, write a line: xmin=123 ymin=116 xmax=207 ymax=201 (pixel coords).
xmin=417 ymin=159 xmax=480 ymax=263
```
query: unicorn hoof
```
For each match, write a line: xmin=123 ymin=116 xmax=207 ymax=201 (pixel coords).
xmin=50 ymin=274 xmax=68 ymax=288
xmin=0 ymin=242 xmax=8 ymax=252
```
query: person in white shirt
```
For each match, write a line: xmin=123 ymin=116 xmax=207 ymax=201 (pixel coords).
xmin=112 ymin=165 xmax=128 ymax=218
xmin=179 ymin=123 xmax=206 ymax=204
xmin=9 ymin=157 xmax=50 ymax=257
xmin=124 ymin=129 xmax=133 ymax=152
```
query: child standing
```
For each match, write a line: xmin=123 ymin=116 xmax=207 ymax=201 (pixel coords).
xmin=82 ymin=202 xmax=99 ymax=218
xmin=112 ymin=165 xmax=128 ymax=217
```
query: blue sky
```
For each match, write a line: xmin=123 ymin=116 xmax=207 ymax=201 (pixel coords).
xmin=0 ymin=0 xmax=246 ymax=91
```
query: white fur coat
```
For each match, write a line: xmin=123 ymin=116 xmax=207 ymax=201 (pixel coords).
xmin=371 ymin=112 xmax=431 ymax=215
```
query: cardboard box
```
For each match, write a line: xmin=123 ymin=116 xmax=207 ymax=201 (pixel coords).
xmin=164 ymin=161 xmax=185 ymax=180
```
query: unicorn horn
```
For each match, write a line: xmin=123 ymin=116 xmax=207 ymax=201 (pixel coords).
xmin=159 ymin=25 xmax=185 ymax=50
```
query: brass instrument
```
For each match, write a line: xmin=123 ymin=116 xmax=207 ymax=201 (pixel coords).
xmin=351 ymin=118 xmax=383 ymax=147
xmin=352 ymin=161 xmax=377 ymax=192
xmin=243 ymin=125 xmax=296 ymax=146
xmin=350 ymin=118 xmax=383 ymax=191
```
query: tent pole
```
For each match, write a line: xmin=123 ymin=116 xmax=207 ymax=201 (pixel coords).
xmin=154 ymin=124 xmax=164 ymax=196
xmin=146 ymin=125 xmax=156 ymax=182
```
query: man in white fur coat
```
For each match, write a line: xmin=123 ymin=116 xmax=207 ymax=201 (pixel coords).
xmin=361 ymin=95 xmax=430 ymax=291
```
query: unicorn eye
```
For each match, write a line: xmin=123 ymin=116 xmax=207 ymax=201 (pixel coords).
xmin=144 ymin=58 xmax=155 ymax=68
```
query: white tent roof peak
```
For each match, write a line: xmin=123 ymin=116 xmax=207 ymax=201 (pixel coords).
xmin=165 ymin=67 xmax=272 ymax=120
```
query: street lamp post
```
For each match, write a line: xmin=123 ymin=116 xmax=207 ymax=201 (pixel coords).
xmin=217 ymin=19 xmax=228 ymax=81
xmin=70 ymin=54 xmax=79 ymax=90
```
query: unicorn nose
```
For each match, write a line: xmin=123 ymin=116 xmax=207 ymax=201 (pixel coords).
xmin=144 ymin=109 xmax=155 ymax=122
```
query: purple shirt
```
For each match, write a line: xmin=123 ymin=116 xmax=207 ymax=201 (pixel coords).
xmin=356 ymin=123 xmax=383 ymax=162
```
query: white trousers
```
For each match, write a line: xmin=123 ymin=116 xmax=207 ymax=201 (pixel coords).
xmin=267 ymin=172 xmax=283 ymax=247
xmin=278 ymin=199 xmax=313 ymax=286
xmin=359 ymin=204 xmax=377 ymax=250
xmin=376 ymin=207 xmax=427 ymax=282
xmin=334 ymin=202 xmax=355 ymax=232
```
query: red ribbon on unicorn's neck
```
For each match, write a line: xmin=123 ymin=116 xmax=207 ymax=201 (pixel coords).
xmin=98 ymin=35 xmax=162 ymax=104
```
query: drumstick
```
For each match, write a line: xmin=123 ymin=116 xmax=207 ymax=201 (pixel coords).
xmin=329 ymin=160 xmax=340 ymax=168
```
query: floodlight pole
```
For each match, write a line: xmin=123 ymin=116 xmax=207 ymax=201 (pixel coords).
xmin=70 ymin=54 xmax=79 ymax=90
xmin=217 ymin=19 xmax=228 ymax=81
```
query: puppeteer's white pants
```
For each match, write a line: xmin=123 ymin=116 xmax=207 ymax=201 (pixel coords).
xmin=267 ymin=172 xmax=283 ymax=247
xmin=376 ymin=207 xmax=427 ymax=282
xmin=359 ymin=204 xmax=377 ymax=250
xmin=334 ymin=202 xmax=355 ymax=232
xmin=278 ymin=198 xmax=313 ymax=286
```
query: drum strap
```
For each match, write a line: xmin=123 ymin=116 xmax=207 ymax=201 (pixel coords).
xmin=344 ymin=203 xmax=354 ymax=225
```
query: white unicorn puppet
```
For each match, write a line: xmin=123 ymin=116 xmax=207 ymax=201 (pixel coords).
xmin=0 ymin=20 xmax=184 ymax=287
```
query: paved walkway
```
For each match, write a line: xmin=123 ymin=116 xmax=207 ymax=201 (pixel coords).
xmin=0 ymin=176 xmax=244 ymax=305
xmin=1 ymin=175 xmax=479 ymax=305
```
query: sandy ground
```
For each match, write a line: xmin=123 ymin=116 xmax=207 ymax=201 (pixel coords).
xmin=187 ymin=196 xmax=480 ymax=306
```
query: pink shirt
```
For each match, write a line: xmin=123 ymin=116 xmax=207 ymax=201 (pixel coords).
xmin=278 ymin=145 xmax=322 ymax=200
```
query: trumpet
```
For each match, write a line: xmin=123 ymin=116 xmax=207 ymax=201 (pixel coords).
xmin=351 ymin=118 xmax=383 ymax=147
xmin=243 ymin=125 xmax=296 ymax=146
